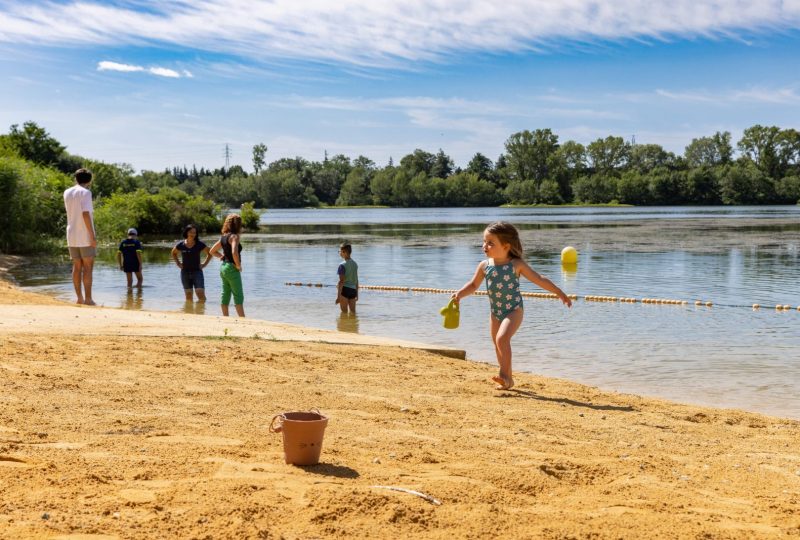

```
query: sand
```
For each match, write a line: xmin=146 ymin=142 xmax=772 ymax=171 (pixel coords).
xmin=1 ymin=256 xmax=799 ymax=539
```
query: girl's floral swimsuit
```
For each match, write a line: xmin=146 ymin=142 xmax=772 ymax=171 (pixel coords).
xmin=484 ymin=259 xmax=523 ymax=321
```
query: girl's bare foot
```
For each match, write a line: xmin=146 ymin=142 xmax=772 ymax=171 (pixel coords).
xmin=491 ymin=375 xmax=514 ymax=390
xmin=84 ymin=299 xmax=96 ymax=306
xmin=76 ymin=298 xmax=84 ymax=305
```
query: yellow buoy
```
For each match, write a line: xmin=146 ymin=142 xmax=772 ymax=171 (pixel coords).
xmin=561 ymin=246 xmax=578 ymax=265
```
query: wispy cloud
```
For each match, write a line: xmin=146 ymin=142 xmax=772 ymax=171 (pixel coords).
xmin=3 ymin=1 xmax=800 ymax=67
xmin=656 ymin=86 xmax=800 ymax=104
xmin=97 ymin=61 xmax=189 ymax=78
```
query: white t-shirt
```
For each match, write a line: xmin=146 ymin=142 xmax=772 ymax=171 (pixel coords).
xmin=63 ymin=184 xmax=95 ymax=247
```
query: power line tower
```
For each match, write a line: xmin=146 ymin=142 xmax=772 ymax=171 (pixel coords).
xmin=630 ymin=134 xmax=636 ymax=146
xmin=223 ymin=143 xmax=232 ymax=169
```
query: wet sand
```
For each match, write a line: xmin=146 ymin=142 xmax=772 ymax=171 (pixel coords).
xmin=1 ymin=255 xmax=799 ymax=539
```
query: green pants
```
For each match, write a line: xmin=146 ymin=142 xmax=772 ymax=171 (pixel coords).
xmin=220 ymin=262 xmax=244 ymax=306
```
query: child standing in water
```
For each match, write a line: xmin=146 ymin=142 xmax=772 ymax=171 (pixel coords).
xmin=335 ymin=243 xmax=359 ymax=314
xmin=116 ymin=228 xmax=143 ymax=288
xmin=453 ymin=221 xmax=572 ymax=390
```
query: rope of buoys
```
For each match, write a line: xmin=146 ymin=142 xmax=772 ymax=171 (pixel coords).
xmin=284 ymin=283 xmax=798 ymax=311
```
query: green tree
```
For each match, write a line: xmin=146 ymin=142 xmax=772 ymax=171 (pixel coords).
xmin=616 ymin=171 xmax=651 ymax=205
xmin=684 ymin=131 xmax=733 ymax=168
xmin=646 ymin=167 xmax=687 ymax=204
xmin=6 ymin=121 xmax=66 ymax=168
xmin=775 ymin=174 xmax=800 ymax=204
xmin=718 ymin=161 xmax=774 ymax=204
xmin=399 ymin=149 xmax=435 ymax=177
xmin=369 ymin=168 xmax=395 ymax=206
xmin=587 ymin=136 xmax=629 ymax=176
xmin=336 ymin=167 xmax=372 ymax=206
xmin=572 ymin=174 xmax=618 ymax=203
xmin=83 ymin=160 xmax=136 ymax=198
xmin=738 ymin=125 xmax=782 ymax=179
xmin=252 ymin=143 xmax=268 ymax=174
xmin=504 ymin=129 xmax=559 ymax=185
xmin=685 ymin=166 xmax=722 ymax=205
xmin=430 ymin=149 xmax=454 ymax=179
xmin=628 ymin=144 xmax=675 ymax=174
xmin=466 ymin=152 xmax=494 ymax=182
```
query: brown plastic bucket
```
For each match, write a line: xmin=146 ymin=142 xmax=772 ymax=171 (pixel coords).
xmin=269 ymin=411 xmax=329 ymax=465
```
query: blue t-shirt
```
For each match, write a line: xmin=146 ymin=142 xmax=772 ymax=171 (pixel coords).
xmin=175 ymin=239 xmax=207 ymax=271
xmin=118 ymin=238 xmax=142 ymax=268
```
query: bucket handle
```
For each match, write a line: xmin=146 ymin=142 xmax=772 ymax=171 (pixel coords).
xmin=269 ymin=414 xmax=284 ymax=433
xmin=269 ymin=409 xmax=324 ymax=433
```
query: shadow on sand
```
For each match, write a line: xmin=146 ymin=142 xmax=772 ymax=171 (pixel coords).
xmin=296 ymin=463 xmax=360 ymax=479
xmin=496 ymin=388 xmax=635 ymax=412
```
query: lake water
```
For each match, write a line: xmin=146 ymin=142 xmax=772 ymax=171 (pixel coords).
xmin=11 ymin=206 xmax=800 ymax=420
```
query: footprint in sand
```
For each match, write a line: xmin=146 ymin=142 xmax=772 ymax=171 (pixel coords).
xmin=118 ymin=488 xmax=157 ymax=504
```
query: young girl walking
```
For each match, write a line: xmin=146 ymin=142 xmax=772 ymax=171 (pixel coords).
xmin=453 ymin=221 xmax=572 ymax=390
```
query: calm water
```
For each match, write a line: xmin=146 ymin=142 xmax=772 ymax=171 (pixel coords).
xmin=12 ymin=206 xmax=800 ymax=419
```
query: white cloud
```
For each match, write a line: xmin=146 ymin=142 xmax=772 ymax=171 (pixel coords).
xmin=148 ymin=67 xmax=181 ymax=78
xmin=656 ymin=86 xmax=800 ymax=104
xmin=98 ymin=61 xmax=143 ymax=73
xmin=4 ymin=1 xmax=800 ymax=67
xmin=97 ymin=61 xmax=188 ymax=78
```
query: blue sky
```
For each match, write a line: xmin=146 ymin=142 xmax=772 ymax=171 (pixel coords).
xmin=1 ymin=0 xmax=799 ymax=173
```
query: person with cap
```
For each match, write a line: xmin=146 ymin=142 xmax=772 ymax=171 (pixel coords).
xmin=63 ymin=168 xmax=97 ymax=305
xmin=116 ymin=227 xmax=143 ymax=289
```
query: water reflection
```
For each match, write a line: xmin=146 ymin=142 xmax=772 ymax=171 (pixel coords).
xmin=336 ymin=313 xmax=359 ymax=333
xmin=182 ymin=301 xmax=207 ymax=316
xmin=122 ymin=288 xmax=143 ymax=310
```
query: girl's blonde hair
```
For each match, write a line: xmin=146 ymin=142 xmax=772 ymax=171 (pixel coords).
xmin=485 ymin=221 xmax=523 ymax=259
xmin=221 ymin=213 xmax=243 ymax=235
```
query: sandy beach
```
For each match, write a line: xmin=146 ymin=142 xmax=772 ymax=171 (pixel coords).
xmin=1 ymin=256 xmax=799 ymax=539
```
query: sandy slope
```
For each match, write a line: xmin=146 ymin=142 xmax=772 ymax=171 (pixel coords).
xmin=0 ymin=258 xmax=799 ymax=539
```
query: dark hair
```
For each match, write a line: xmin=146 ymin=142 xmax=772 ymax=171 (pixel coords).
xmin=340 ymin=243 xmax=352 ymax=255
xmin=74 ymin=168 xmax=92 ymax=185
xmin=221 ymin=213 xmax=242 ymax=235
xmin=182 ymin=224 xmax=199 ymax=240
xmin=485 ymin=221 xmax=523 ymax=259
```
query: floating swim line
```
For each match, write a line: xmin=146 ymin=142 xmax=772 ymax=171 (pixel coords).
xmin=284 ymin=283 xmax=799 ymax=311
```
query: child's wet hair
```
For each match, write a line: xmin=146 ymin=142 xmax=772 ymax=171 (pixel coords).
xmin=340 ymin=243 xmax=352 ymax=255
xmin=485 ymin=221 xmax=523 ymax=259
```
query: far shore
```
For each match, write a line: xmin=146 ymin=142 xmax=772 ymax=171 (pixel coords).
xmin=1 ymin=254 xmax=799 ymax=538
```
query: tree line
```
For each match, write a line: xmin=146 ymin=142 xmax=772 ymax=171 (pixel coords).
xmin=1 ymin=121 xmax=799 ymax=253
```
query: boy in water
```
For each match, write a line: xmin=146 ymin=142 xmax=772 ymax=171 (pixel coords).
xmin=116 ymin=228 xmax=143 ymax=288
xmin=335 ymin=243 xmax=358 ymax=314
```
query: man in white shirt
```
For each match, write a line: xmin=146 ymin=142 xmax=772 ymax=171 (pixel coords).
xmin=63 ymin=168 xmax=97 ymax=305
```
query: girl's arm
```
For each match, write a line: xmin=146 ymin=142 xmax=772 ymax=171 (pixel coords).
xmin=452 ymin=261 xmax=486 ymax=304
xmin=515 ymin=260 xmax=572 ymax=307
xmin=170 ymin=246 xmax=183 ymax=269
xmin=229 ymin=234 xmax=242 ymax=270
xmin=208 ymin=240 xmax=223 ymax=260
xmin=201 ymin=247 xmax=212 ymax=268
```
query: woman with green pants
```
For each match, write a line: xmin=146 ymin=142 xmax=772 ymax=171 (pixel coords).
xmin=209 ymin=213 xmax=245 ymax=317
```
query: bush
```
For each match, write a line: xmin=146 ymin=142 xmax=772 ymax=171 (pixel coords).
xmin=239 ymin=202 xmax=261 ymax=231
xmin=94 ymin=188 xmax=220 ymax=240
xmin=0 ymin=156 xmax=73 ymax=253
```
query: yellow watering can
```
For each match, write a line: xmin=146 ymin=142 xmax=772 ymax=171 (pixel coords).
xmin=440 ymin=298 xmax=460 ymax=329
